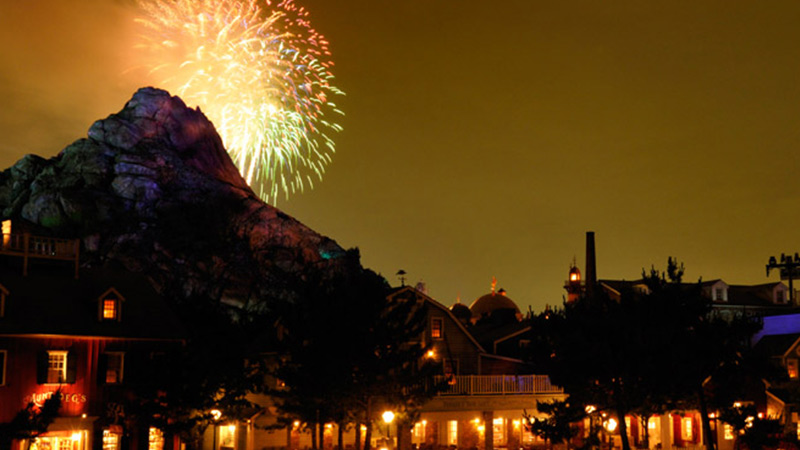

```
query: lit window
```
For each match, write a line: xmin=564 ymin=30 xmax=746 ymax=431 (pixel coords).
xmin=725 ymin=424 xmax=735 ymax=440
xmin=1 ymin=220 xmax=10 ymax=247
xmin=148 ymin=428 xmax=164 ymax=450
xmin=103 ymin=299 xmax=117 ymax=320
xmin=219 ymin=424 xmax=236 ymax=449
xmin=788 ymin=359 xmax=799 ymax=379
xmin=493 ymin=418 xmax=505 ymax=446
xmin=447 ymin=420 xmax=458 ymax=446
xmin=105 ymin=352 xmax=124 ymax=384
xmin=431 ymin=318 xmax=444 ymax=340
xmin=681 ymin=417 xmax=693 ymax=442
xmin=98 ymin=288 xmax=124 ymax=322
xmin=103 ymin=430 xmax=121 ymax=450
xmin=58 ymin=438 xmax=73 ymax=450
xmin=47 ymin=351 xmax=68 ymax=384
xmin=0 ymin=350 xmax=6 ymax=386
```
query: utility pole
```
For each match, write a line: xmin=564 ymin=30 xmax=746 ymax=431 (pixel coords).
xmin=766 ymin=253 xmax=800 ymax=305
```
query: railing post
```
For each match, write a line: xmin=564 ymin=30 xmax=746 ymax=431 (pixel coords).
xmin=74 ymin=239 xmax=80 ymax=279
xmin=22 ymin=233 xmax=29 ymax=276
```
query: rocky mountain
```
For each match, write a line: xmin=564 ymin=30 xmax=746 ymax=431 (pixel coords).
xmin=0 ymin=87 xmax=353 ymax=305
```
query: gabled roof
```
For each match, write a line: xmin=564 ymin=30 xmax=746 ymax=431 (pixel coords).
xmin=753 ymin=333 xmax=800 ymax=359
xmin=389 ymin=285 xmax=486 ymax=353
xmin=0 ymin=267 xmax=185 ymax=340
xmin=726 ymin=283 xmax=786 ymax=307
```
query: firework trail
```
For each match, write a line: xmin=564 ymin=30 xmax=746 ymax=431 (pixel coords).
xmin=136 ymin=0 xmax=343 ymax=203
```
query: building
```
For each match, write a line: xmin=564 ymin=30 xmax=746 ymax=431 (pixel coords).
xmin=0 ymin=230 xmax=186 ymax=450
xmin=562 ymin=231 xmax=800 ymax=450
xmin=241 ymin=283 xmax=564 ymax=450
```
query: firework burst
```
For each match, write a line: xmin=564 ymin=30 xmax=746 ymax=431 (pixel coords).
xmin=135 ymin=0 xmax=343 ymax=203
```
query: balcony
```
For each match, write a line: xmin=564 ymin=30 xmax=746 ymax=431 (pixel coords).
xmin=1 ymin=233 xmax=80 ymax=278
xmin=434 ymin=375 xmax=563 ymax=396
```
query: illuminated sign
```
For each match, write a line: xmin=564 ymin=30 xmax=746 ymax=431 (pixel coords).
xmin=24 ymin=390 xmax=87 ymax=407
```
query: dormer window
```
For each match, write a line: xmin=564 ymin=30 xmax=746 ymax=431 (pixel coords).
xmin=713 ymin=287 xmax=728 ymax=302
xmin=103 ymin=299 xmax=118 ymax=319
xmin=776 ymin=289 xmax=786 ymax=304
xmin=98 ymin=288 xmax=124 ymax=322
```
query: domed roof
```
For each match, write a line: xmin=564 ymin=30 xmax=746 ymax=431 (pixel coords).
xmin=450 ymin=303 xmax=472 ymax=321
xmin=469 ymin=289 xmax=521 ymax=318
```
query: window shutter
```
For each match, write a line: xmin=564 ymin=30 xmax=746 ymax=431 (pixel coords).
xmin=97 ymin=353 xmax=108 ymax=385
xmin=672 ymin=416 xmax=683 ymax=447
xmin=66 ymin=350 xmax=77 ymax=384
xmin=36 ymin=351 xmax=48 ymax=384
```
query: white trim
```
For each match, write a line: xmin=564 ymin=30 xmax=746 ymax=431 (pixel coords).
xmin=46 ymin=350 xmax=68 ymax=384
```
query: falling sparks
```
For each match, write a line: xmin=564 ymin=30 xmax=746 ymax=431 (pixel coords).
xmin=135 ymin=0 xmax=343 ymax=203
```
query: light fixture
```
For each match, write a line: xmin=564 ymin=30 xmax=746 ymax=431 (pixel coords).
xmin=382 ymin=411 xmax=395 ymax=424
xmin=211 ymin=409 xmax=222 ymax=421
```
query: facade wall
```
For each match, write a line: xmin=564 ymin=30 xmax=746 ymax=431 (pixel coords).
xmin=0 ymin=335 xmax=182 ymax=450
xmin=426 ymin=311 xmax=481 ymax=376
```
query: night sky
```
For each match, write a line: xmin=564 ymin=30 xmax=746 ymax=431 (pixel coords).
xmin=2 ymin=1 xmax=800 ymax=312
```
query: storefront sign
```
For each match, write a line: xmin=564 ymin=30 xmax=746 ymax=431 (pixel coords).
xmin=23 ymin=390 xmax=87 ymax=407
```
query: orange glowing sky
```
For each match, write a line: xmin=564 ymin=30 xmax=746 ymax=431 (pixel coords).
xmin=2 ymin=1 xmax=800 ymax=312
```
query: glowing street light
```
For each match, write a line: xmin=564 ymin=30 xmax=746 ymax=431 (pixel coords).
xmin=382 ymin=411 xmax=395 ymax=424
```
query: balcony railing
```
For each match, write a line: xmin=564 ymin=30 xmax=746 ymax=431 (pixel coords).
xmin=0 ymin=233 xmax=80 ymax=278
xmin=434 ymin=375 xmax=563 ymax=396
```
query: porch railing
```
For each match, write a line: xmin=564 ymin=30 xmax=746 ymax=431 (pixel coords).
xmin=0 ymin=233 xmax=80 ymax=278
xmin=434 ymin=375 xmax=563 ymax=396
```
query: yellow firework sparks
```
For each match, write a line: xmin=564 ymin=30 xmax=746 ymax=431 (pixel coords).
xmin=135 ymin=0 xmax=343 ymax=203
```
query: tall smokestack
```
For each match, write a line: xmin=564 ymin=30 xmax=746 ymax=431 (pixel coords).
xmin=585 ymin=231 xmax=597 ymax=296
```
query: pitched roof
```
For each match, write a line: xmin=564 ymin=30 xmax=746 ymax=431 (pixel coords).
xmin=389 ymin=285 xmax=486 ymax=353
xmin=753 ymin=333 xmax=800 ymax=359
xmin=0 ymin=267 xmax=185 ymax=340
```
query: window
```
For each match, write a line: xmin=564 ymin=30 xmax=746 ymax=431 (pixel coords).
xmin=103 ymin=430 xmax=121 ymax=450
xmin=97 ymin=288 xmax=124 ymax=322
xmin=493 ymin=418 xmax=505 ymax=447
xmin=714 ymin=288 xmax=727 ymax=301
xmin=148 ymin=428 xmax=164 ymax=450
xmin=447 ymin=420 xmax=458 ymax=446
xmin=103 ymin=300 xmax=117 ymax=320
xmin=776 ymin=290 xmax=785 ymax=303
xmin=0 ymin=350 xmax=6 ymax=386
xmin=788 ymin=359 xmax=799 ymax=379
xmin=725 ymin=424 xmax=735 ymax=440
xmin=104 ymin=352 xmax=124 ymax=384
xmin=681 ymin=417 xmax=694 ymax=442
xmin=48 ymin=351 xmax=68 ymax=384
xmin=431 ymin=318 xmax=444 ymax=340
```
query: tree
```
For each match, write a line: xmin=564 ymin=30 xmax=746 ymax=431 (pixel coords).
xmin=0 ymin=390 xmax=62 ymax=450
xmin=271 ymin=254 xmax=439 ymax=450
xmin=523 ymin=400 xmax=584 ymax=449
xmin=123 ymin=295 xmax=268 ymax=449
xmin=525 ymin=259 xmax=760 ymax=450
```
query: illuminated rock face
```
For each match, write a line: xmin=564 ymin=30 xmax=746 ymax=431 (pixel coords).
xmin=0 ymin=87 xmax=350 ymax=303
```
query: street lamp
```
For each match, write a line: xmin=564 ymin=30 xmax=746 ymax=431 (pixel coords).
xmin=382 ymin=411 xmax=395 ymax=448
xmin=210 ymin=409 xmax=222 ymax=450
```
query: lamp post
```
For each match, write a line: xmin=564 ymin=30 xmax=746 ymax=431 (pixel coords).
xmin=211 ymin=409 xmax=222 ymax=450
xmin=382 ymin=411 xmax=395 ymax=449
xmin=766 ymin=253 xmax=800 ymax=305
